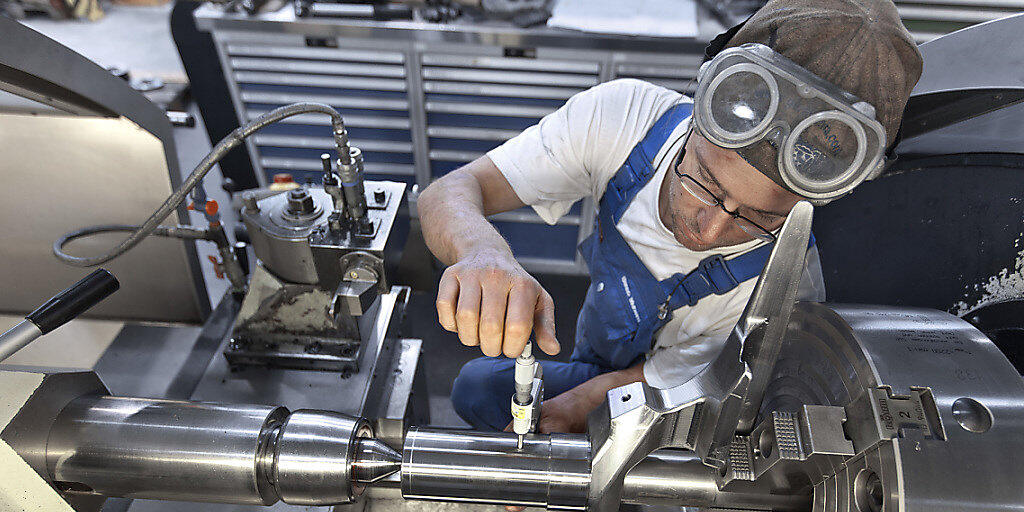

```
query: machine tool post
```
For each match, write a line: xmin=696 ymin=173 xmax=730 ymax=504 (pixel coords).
xmin=336 ymin=146 xmax=369 ymax=223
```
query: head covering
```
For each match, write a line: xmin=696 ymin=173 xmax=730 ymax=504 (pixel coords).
xmin=707 ymin=0 xmax=923 ymax=198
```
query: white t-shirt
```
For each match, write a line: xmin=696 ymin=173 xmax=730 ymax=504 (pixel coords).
xmin=487 ymin=79 xmax=826 ymax=389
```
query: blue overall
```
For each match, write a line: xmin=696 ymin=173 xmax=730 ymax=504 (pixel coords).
xmin=451 ymin=103 xmax=807 ymax=430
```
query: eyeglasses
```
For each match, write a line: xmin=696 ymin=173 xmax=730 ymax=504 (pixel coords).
xmin=673 ymin=166 xmax=778 ymax=243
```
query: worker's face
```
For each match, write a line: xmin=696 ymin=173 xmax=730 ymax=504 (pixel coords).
xmin=660 ymin=131 xmax=802 ymax=251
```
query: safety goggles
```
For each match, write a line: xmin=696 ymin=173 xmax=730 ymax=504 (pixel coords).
xmin=693 ymin=43 xmax=888 ymax=201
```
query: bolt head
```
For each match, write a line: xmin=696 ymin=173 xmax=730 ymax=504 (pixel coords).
xmin=286 ymin=188 xmax=316 ymax=215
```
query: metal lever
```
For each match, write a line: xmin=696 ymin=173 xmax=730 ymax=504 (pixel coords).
xmin=697 ymin=201 xmax=815 ymax=472
xmin=0 ymin=269 xmax=120 ymax=362
xmin=733 ymin=200 xmax=814 ymax=431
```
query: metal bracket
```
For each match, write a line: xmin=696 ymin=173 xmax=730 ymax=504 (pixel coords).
xmin=868 ymin=386 xmax=947 ymax=441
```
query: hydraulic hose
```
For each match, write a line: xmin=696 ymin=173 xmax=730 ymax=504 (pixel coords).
xmin=54 ymin=224 xmax=211 ymax=257
xmin=53 ymin=102 xmax=349 ymax=267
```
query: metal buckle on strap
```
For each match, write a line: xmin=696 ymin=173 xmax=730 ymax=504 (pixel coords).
xmin=699 ymin=254 xmax=739 ymax=294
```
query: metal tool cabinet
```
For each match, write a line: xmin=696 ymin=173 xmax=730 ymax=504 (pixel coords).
xmin=195 ymin=6 xmax=708 ymax=274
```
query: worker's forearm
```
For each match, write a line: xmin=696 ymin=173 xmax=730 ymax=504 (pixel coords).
xmin=578 ymin=362 xmax=645 ymax=410
xmin=567 ymin=363 xmax=646 ymax=415
xmin=419 ymin=172 xmax=513 ymax=265
xmin=538 ymin=362 xmax=646 ymax=434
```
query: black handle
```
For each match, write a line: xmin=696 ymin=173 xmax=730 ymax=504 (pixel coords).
xmin=26 ymin=269 xmax=120 ymax=334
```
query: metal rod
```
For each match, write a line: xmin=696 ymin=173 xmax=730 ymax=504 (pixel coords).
xmin=44 ymin=396 xmax=371 ymax=506
xmin=0 ymin=319 xmax=42 ymax=361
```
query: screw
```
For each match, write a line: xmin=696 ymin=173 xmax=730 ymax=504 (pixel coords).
xmin=242 ymin=192 xmax=259 ymax=212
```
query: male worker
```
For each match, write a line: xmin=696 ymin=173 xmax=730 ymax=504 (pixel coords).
xmin=418 ymin=0 xmax=922 ymax=433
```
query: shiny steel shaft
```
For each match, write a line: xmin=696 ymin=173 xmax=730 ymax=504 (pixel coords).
xmin=402 ymin=428 xmax=591 ymax=510
xmin=621 ymin=450 xmax=808 ymax=510
xmin=45 ymin=396 xmax=374 ymax=506
xmin=47 ymin=395 xmax=288 ymax=505
xmin=0 ymin=319 xmax=41 ymax=361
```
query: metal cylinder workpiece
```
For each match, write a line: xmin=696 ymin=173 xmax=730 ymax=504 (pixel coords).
xmin=46 ymin=395 xmax=288 ymax=505
xmin=401 ymin=428 xmax=591 ymax=510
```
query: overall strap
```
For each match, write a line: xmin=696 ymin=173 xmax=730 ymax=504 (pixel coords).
xmin=603 ymin=102 xmax=694 ymax=221
xmin=661 ymin=233 xmax=818 ymax=312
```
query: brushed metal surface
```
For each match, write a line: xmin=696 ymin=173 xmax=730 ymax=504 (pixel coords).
xmin=0 ymin=114 xmax=206 ymax=323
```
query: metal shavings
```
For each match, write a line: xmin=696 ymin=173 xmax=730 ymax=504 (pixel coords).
xmin=952 ymin=234 xmax=1024 ymax=317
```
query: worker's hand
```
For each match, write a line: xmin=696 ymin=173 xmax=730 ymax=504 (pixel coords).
xmin=502 ymin=391 xmax=589 ymax=436
xmin=436 ymin=248 xmax=559 ymax=358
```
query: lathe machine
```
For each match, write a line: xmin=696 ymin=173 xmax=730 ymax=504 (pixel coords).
xmin=5 ymin=197 xmax=1024 ymax=512
xmin=3 ymin=11 xmax=1024 ymax=512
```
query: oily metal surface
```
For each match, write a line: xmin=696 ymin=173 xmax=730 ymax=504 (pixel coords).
xmin=190 ymin=288 xmax=407 ymax=416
